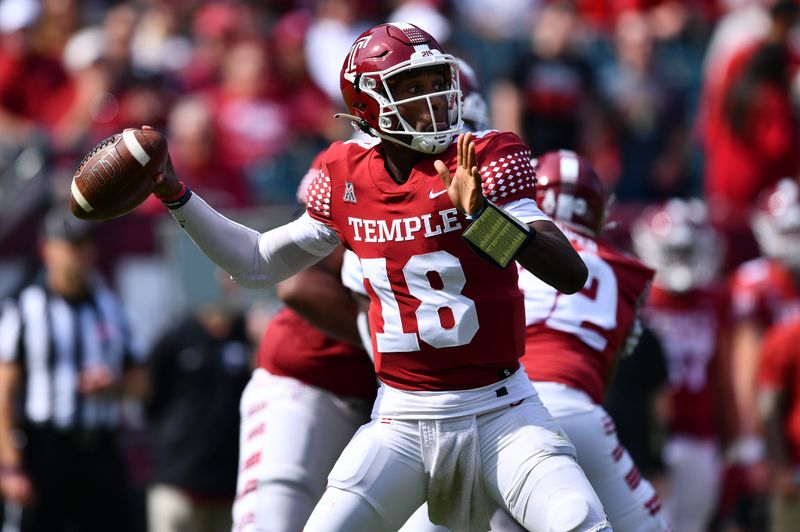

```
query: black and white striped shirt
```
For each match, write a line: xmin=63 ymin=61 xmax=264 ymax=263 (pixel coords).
xmin=0 ymin=277 xmax=142 ymax=431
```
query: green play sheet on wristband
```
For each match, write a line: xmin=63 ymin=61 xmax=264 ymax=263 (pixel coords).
xmin=463 ymin=205 xmax=529 ymax=267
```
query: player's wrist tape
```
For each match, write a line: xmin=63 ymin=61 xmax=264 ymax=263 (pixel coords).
xmin=159 ymin=181 xmax=193 ymax=210
xmin=462 ymin=200 xmax=535 ymax=269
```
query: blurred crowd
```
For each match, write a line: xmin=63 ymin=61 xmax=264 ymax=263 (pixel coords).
xmin=1 ymin=0 xmax=800 ymax=531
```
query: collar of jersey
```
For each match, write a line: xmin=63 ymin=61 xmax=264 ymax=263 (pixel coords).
xmin=368 ymin=146 xmax=435 ymax=197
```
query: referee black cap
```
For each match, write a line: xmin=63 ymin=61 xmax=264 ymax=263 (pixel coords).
xmin=41 ymin=206 xmax=96 ymax=244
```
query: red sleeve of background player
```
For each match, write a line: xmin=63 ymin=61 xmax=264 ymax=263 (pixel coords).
xmin=758 ymin=321 xmax=798 ymax=391
xmin=473 ymin=131 xmax=537 ymax=207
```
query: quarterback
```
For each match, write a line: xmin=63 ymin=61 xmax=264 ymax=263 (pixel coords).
xmin=152 ymin=23 xmax=610 ymax=532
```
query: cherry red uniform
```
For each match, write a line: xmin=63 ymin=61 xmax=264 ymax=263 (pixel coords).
xmin=730 ymin=257 xmax=800 ymax=328
xmin=642 ymin=285 xmax=731 ymax=438
xmin=520 ymin=226 xmax=654 ymax=403
xmin=758 ymin=319 xmax=800 ymax=465
xmin=257 ymin=308 xmax=376 ymax=400
xmin=306 ymin=130 xmax=537 ymax=391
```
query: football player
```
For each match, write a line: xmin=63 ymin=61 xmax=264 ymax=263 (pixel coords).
xmin=631 ymin=199 xmax=737 ymax=532
xmin=725 ymin=178 xmax=800 ymax=528
xmin=756 ymin=315 xmax=800 ymax=530
xmin=151 ymin=23 xmax=609 ymax=532
xmin=519 ymin=150 xmax=671 ymax=531
xmin=231 ymin=153 xmax=377 ymax=532
xmin=730 ymin=178 xmax=800 ymax=456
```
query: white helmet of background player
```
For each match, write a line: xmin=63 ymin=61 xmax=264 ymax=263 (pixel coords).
xmin=751 ymin=178 xmax=800 ymax=270
xmin=631 ymin=198 xmax=725 ymax=293
xmin=456 ymin=58 xmax=490 ymax=132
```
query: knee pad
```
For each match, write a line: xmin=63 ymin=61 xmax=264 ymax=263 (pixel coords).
xmin=547 ymin=489 xmax=611 ymax=532
xmin=546 ymin=490 xmax=590 ymax=532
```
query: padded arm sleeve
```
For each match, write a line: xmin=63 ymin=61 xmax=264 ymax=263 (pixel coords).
xmin=169 ymin=195 xmax=340 ymax=288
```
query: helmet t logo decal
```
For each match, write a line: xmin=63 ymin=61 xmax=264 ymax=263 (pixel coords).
xmin=344 ymin=36 xmax=371 ymax=82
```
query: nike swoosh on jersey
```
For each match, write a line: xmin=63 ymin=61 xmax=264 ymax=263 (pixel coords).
xmin=429 ymin=189 xmax=448 ymax=199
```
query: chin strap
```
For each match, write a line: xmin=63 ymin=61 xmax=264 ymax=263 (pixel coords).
xmin=333 ymin=113 xmax=450 ymax=154
xmin=333 ymin=113 xmax=373 ymax=136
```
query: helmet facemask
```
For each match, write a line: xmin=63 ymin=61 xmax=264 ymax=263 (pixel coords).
xmin=752 ymin=179 xmax=800 ymax=271
xmin=752 ymin=203 xmax=800 ymax=270
xmin=357 ymin=55 xmax=463 ymax=154
xmin=632 ymin=199 xmax=725 ymax=293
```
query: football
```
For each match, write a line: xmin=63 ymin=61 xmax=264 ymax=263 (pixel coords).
xmin=70 ymin=128 xmax=167 ymax=220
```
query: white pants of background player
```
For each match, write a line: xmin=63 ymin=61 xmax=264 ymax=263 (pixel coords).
xmin=304 ymin=369 xmax=612 ymax=532
xmin=662 ymin=436 xmax=720 ymax=532
xmin=231 ymin=369 xmax=371 ymax=532
xmin=400 ymin=382 xmax=670 ymax=532
xmin=535 ymin=382 xmax=671 ymax=532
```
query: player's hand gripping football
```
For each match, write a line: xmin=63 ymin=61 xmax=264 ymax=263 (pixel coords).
xmin=434 ymin=132 xmax=485 ymax=216
xmin=142 ymin=125 xmax=181 ymax=199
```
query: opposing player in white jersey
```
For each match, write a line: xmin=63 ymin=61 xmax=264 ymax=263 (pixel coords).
xmin=150 ymin=23 xmax=610 ymax=532
xmin=519 ymin=151 xmax=671 ymax=532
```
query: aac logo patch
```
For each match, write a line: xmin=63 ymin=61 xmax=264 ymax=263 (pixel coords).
xmin=344 ymin=182 xmax=357 ymax=204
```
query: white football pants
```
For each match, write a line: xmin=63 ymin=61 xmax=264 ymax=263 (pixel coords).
xmin=304 ymin=397 xmax=612 ymax=531
xmin=662 ymin=436 xmax=720 ymax=532
xmin=534 ymin=382 xmax=671 ymax=532
xmin=231 ymin=369 xmax=371 ymax=532
xmin=400 ymin=382 xmax=671 ymax=532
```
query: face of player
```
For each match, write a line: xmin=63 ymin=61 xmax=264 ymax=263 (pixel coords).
xmin=385 ymin=66 xmax=451 ymax=135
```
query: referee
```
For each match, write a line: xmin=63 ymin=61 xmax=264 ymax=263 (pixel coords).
xmin=0 ymin=207 xmax=146 ymax=532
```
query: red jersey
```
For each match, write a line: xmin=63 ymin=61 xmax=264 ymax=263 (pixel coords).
xmin=306 ymin=131 xmax=538 ymax=391
xmin=730 ymin=257 xmax=800 ymax=328
xmin=519 ymin=225 xmax=654 ymax=404
xmin=257 ymin=307 xmax=376 ymax=400
xmin=758 ymin=318 xmax=800 ymax=465
xmin=642 ymin=285 xmax=730 ymax=438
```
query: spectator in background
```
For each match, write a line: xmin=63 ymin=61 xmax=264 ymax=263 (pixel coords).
xmin=757 ymin=316 xmax=800 ymax=531
xmin=271 ymin=10 xmax=346 ymax=143
xmin=699 ymin=0 xmax=800 ymax=268
xmin=179 ymin=2 xmax=257 ymax=93
xmin=0 ymin=206 xmax=145 ymax=532
xmin=46 ymin=26 xmax=116 ymax=162
xmin=597 ymin=9 xmax=691 ymax=201
xmin=632 ymin=198 xmax=738 ymax=532
xmin=450 ymin=0 xmax=537 ymax=86
xmin=145 ymin=278 xmax=251 ymax=532
xmin=0 ymin=0 xmax=67 ymax=146
xmin=207 ymin=39 xmax=290 ymax=178
xmin=491 ymin=0 xmax=603 ymax=157
xmin=304 ymin=0 xmax=367 ymax=105
xmin=145 ymin=95 xmax=249 ymax=211
xmin=31 ymin=0 xmax=79 ymax=61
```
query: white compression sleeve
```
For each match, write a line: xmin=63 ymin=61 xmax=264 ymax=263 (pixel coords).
xmin=169 ymin=195 xmax=340 ymax=288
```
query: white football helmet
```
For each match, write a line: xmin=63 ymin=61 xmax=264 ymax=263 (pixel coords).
xmin=631 ymin=198 xmax=725 ymax=292
xmin=455 ymin=58 xmax=490 ymax=132
xmin=751 ymin=178 xmax=800 ymax=270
